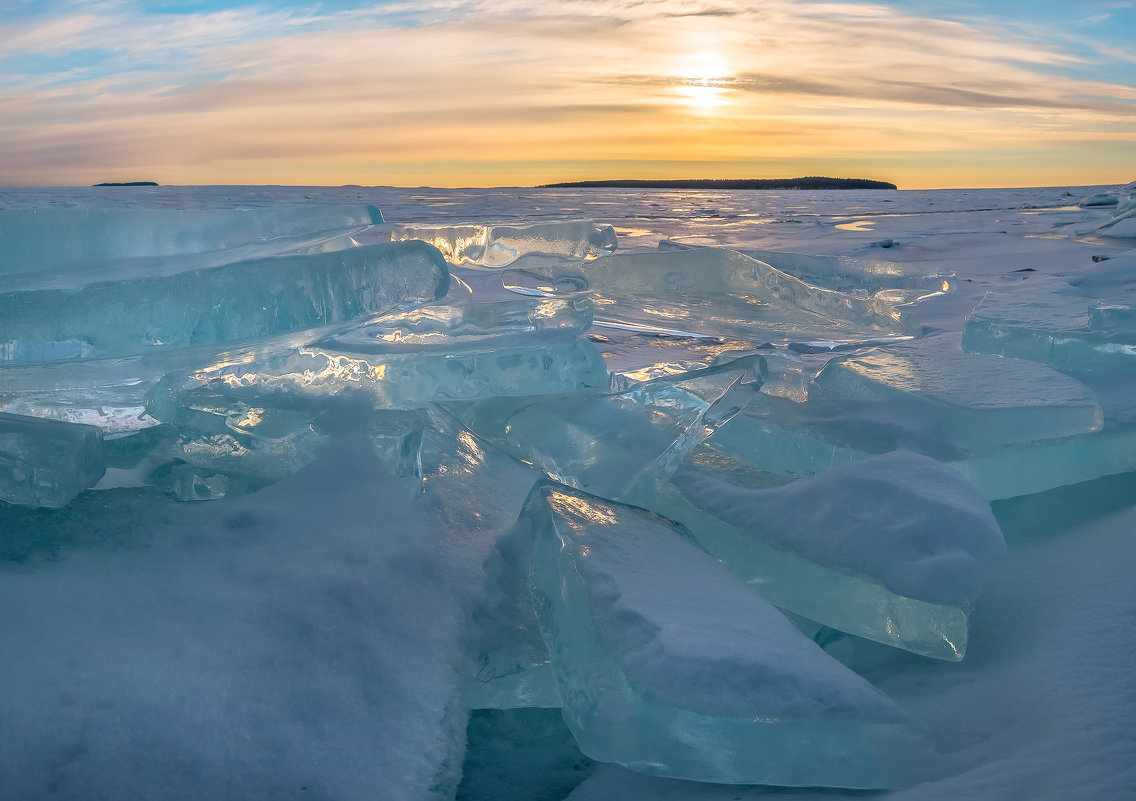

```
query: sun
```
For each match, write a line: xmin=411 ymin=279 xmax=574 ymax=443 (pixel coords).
xmin=671 ymin=53 xmax=733 ymax=112
xmin=676 ymin=75 xmax=731 ymax=110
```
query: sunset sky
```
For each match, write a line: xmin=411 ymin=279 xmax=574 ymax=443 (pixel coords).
xmin=1 ymin=0 xmax=1134 ymax=189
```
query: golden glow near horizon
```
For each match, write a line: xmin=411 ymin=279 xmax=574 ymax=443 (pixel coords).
xmin=0 ymin=1 xmax=1133 ymax=188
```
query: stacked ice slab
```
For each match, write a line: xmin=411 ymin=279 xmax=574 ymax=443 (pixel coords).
xmin=3 ymin=202 xmax=1028 ymax=791
xmin=706 ymin=336 xmax=1122 ymax=501
xmin=391 ymin=220 xmax=617 ymax=267
xmin=462 ymin=361 xmax=759 ymax=503
xmin=0 ymin=242 xmax=450 ymax=362
xmin=0 ymin=204 xmax=438 ymax=504
xmin=502 ymin=247 xmax=922 ymax=345
xmin=963 ymin=288 xmax=1136 ymax=372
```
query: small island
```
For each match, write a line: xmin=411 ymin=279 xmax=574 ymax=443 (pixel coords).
xmin=92 ymin=181 xmax=159 ymax=187
xmin=540 ymin=177 xmax=897 ymax=190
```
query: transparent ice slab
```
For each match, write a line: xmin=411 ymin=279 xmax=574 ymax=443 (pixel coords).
xmin=322 ymin=297 xmax=592 ymax=354
xmin=392 ymin=220 xmax=617 ymax=268
xmin=659 ymin=240 xmax=955 ymax=304
xmin=149 ymin=336 xmax=610 ymax=414
xmin=708 ymin=402 xmax=1136 ymax=502
xmin=0 ymin=241 xmax=450 ymax=366
xmin=143 ymin=397 xmax=328 ymax=486
xmin=464 ymin=362 xmax=760 ymax=502
xmin=524 ymin=481 xmax=936 ymax=788
xmin=0 ymin=412 xmax=105 ymax=508
xmin=0 ymin=383 xmax=159 ymax=436
xmin=362 ymin=406 xmax=561 ymax=710
xmin=502 ymin=247 xmax=922 ymax=345
xmin=1 ymin=204 xmax=384 ymax=286
xmin=653 ymin=451 xmax=1007 ymax=660
xmin=812 ymin=338 xmax=1103 ymax=450
xmin=962 ymin=289 xmax=1136 ymax=372
xmin=709 ymin=409 xmax=1136 ymax=501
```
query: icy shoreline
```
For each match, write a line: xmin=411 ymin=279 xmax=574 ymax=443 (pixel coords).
xmin=1 ymin=183 xmax=1133 ymax=800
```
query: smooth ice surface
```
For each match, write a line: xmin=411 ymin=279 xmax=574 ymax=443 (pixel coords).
xmin=525 ymin=481 xmax=936 ymax=788
xmin=502 ymin=247 xmax=922 ymax=345
xmin=0 ymin=412 xmax=105 ymax=508
xmin=0 ymin=241 xmax=450 ymax=365
xmin=812 ymin=338 xmax=1103 ymax=450
xmin=963 ymin=289 xmax=1136 ymax=371
xmin=392 ymin=220 xmax=617 ymax=267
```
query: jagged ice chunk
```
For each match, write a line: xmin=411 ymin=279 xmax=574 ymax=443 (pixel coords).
xmin=0 ymin=241 xmax=450 ymax=365
xmin=812 ymin=338 xmax=1103 ymax=450
xmin=664 ymin=450 xmax=1007 ymax=659
xmin=963 ymin=289 xmax=1136 ymax=372
xmin=524 ymin=481 xmax=936 ymax=787
xmin=392 ymin=220 xmax=617 ymax=268
xmin=0 ymin=412 xmax=105 ymax=508
xmin=503 ymin=247 xmax=921 ymax=345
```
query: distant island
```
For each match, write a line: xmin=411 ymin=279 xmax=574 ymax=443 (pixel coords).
xmin=92 ymin=181 xmax=159 ymax=187
xmin=539 ymin=177 xmax=897 ymax=190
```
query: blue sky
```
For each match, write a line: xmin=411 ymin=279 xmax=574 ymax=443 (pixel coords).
xmin=1 ymin=0 xmax=1133 ymax=187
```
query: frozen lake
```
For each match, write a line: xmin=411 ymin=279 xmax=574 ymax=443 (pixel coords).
xmin=0 ymin=184 xmax=1133 ymax=800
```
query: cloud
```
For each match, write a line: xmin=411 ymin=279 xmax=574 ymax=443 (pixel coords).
xmin=0 ymin=0 xmax=1133 ymax=187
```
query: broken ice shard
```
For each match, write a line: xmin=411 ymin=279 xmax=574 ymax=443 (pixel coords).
xmin=148 ymin=336 xmax=610 ymax=414
xmin=502 ymin=247 xmax=922 ymax=345
xmin=142 ymin=392 xmax=328 ymax=486
xmin=322 ymin=298 xmax=592 ymax=353
xmin=0 ymin=241 xmax=450 ymax=366
xmin=466 ymin=361 xmax=759 ymax=502
xmin=703 ymin=336 xmax=1118 ymax=499
xmin=709 ymin=410 xmax=1136 ymax=502
xmin=391 ymin=409 xmax=559 ymax=710
xmin=1 ymin=204 xmax=384 ymax=288
xmin=323 ymin=405 xmax=564 ymax=710
xmin=962 ymin=289 xmax=1136 ymax=371
xmin=659 ymin=241 xmax=954 ymax=304
xmin=524 ymin=481 xmax=935 ymax=787
xmin=392 ymin=220 xmax=617 ymax=268
xmin=658 ymin=451 xmax=1006 ymax=660
xmin=0 ymin=412 xmax=105 ymax=508
xmin=0 ymin=383 xmax=158 ymax=436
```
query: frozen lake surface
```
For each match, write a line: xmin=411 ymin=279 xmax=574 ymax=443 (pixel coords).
xmin=0 ymin=183 xmax=1133 ymax=800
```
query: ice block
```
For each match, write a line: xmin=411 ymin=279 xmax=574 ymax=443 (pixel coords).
xmin=525 ymin=481 xmax=936 ymax=787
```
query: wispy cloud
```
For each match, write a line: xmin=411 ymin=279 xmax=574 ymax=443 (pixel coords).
xmin=0 ymin=0 xmax=1132 ymax=187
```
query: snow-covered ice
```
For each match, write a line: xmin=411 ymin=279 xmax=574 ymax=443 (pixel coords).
xmin=1 ymin=182 xmax=1134 ymax=801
